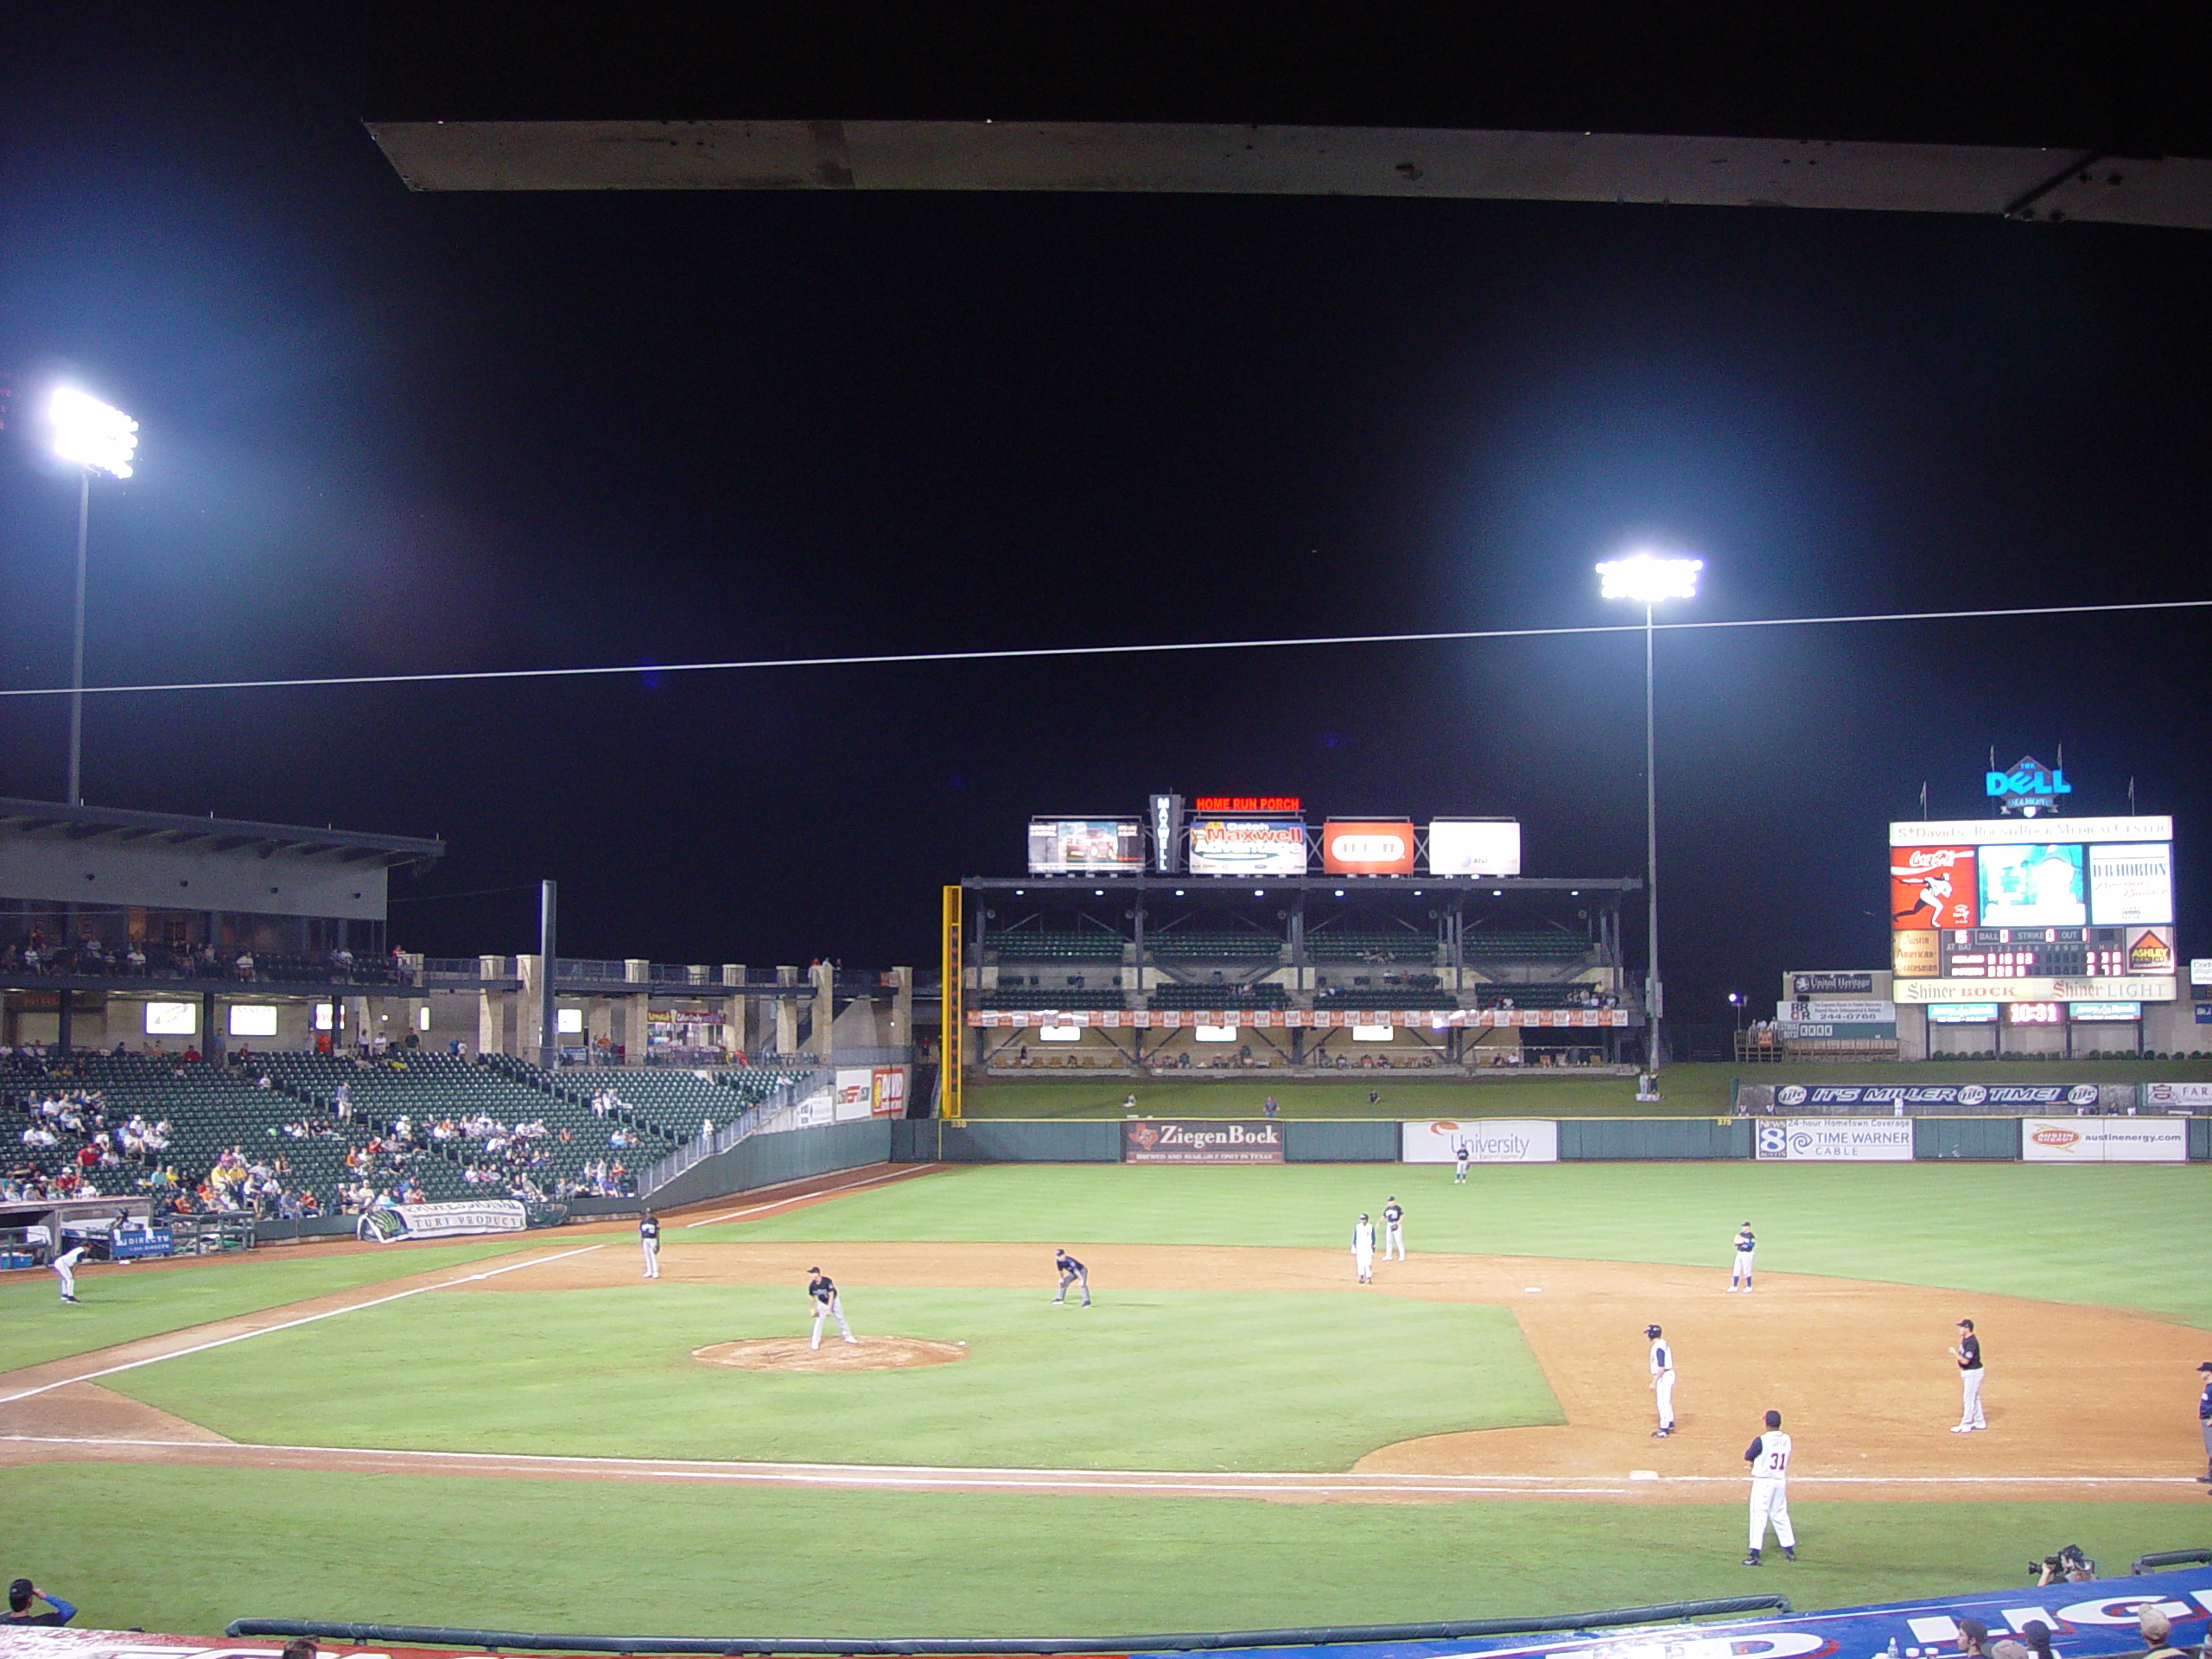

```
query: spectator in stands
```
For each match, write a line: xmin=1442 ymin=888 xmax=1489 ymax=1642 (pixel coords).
xmin=3 ymin=1580 xmax=75 ymax=1626
xmin=1954 ymin=1620 xmax=1989 ymax=1659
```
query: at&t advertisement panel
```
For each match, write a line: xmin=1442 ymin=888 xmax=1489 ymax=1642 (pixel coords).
xmin=1027 ymin=817 xmax=1143 ymax=874
xmin=1187 ymin=818 xmax=1306 ymax=874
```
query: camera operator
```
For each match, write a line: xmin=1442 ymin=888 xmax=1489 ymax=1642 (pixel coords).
xmin=2028 ymin=1546 xmax=2093 ymax=1587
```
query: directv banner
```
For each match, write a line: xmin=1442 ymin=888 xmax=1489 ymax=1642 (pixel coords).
xmin=1401 ymin=1119 xmax=1558 ymax=1164
xmin=1123 ymin=1120 xmax=1285 ymax=1164
xmin=1773 ymin=1083 xmax=2102 ymax=1109
xmin=2022 ymin=1118 xmax=2188 ymax=1162
xmin=1755 ymin=1119 xmax=1914 ymax=1160
xmin=358 ymin=1199 xmax=527 ymax=1242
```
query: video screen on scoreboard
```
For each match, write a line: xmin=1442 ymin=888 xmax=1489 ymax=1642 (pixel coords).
xmin=1427 ymin=818 xmax=1522 ymax=876
xmin=1187 ymin=818 xmax=1307 ymax=875
xmin=1027 ymin=817 xmax=1144 ymax=874
xmin=1977 ymin=843 xmax=2086 ymax=928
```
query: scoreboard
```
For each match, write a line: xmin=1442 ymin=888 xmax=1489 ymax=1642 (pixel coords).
xmin=1889 ymin=814 xmax=2178 ymax=1017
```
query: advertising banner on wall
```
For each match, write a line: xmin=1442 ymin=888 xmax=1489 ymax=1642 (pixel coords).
xmin=969 ymin=1007 xmax=1630 ymax=1028
xmin=1401 ymin=1118 xmax=1558 ymax=1163
xmin=1891 ymin=847 xmax=1977 ymax=930
xmin=1775 ymin=1000 xmax=1897 ymax=1024
xmin=1122 ymin=1120 xmax=1284 ymax=1164
xmin=2145 ymin=1082 xmax=2212 ymax=1107
xmin=1893 ymin=976 xmax=2177 ymax=1004
xmin=1773 ymin=1082 xmax=2101 ymax=1109
xmin=2088 ymin=843 xmax=2174 ymax=925
xmin=1187 ymin=818 xmax=1307 ymax=874
xmin=1427 ymin=818 xmax=1522 ymax=876
xmin=1892 ymin=931 xmax=1939 ymax=978
xmin=833 ymin=1067 xmax=907 ymax=1120
xmin=1027 ymin=818 xmax=1143 ymax=874
xmin=359 ymin=1199 xmax=527 ymax=1242
xmin=2021 ymin=1118 xmax=2188 ymax=1162
xmin=1319 ymin=819 xmax=1417 ymax=875
xmin=1891 ymin=815 xmax=2172 ymax=848
xmin=1754 ymin=1119 xmax=1916 ymax=1160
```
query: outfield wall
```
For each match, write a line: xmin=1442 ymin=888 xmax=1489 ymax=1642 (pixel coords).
xmin=650 ymin=1116 xmax=892 ymax=1208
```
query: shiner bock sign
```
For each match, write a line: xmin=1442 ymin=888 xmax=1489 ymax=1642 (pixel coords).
xmin=1123 ymin=1120 xmax=1285 ymax=1164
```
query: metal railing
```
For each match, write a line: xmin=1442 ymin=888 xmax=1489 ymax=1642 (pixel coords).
xmin=639 ymin=1065 xmax=836 ymax=1197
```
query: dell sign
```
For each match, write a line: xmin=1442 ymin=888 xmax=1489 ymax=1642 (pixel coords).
xmin=1987 ymin=755 xmax=2070 ymax=817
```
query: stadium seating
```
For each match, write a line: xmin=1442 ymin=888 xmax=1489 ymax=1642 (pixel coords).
xmin=1470 ymin=982 xmax=1605 ymax=1008
xmin=977 ymin=988 xmax=1126 ymax=1010
xmin=1313 ymin=986 xmax=1458 ymax=1009
xmin=1304 ymin=931 xmax=1438 ymax=961
xmin=982 ymin=932 xmax=1126 ymax=960
xmin=1146 ymin=932 xmax=1283 ymax=959
xmin=1149 ymin=982 xmax=1292 ymax=1008
xmin=1462 ymin=931 xmax=1594 ymax=959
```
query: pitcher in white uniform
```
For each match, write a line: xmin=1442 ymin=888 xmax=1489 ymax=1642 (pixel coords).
xmin=1742 ymin=1408 xmax=1796 ymax=1565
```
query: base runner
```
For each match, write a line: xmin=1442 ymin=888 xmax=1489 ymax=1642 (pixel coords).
xmin=1351 ymin=1213 xmax=1375 ymax=1284
xmin=1646 ymin=1323 xmax=1675 ymax=1436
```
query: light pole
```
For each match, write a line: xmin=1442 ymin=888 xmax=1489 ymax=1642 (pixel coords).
xmin=48 ymin=386 xmax=139 ymax=806
xmin=1597 ymin=550 xmax=1701 ymax=1079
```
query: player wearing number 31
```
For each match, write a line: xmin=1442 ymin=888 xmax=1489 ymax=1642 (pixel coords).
xmin=1742 ymin=1408 xmax=1796 ymax=1566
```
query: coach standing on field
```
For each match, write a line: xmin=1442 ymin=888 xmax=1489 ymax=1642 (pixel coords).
xmin=2196 ymin=1361 xmax=2212 ymax=1484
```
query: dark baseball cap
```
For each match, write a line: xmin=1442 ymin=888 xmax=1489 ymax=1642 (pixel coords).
xmin=8 ymin=1580 xmax=32 ymax=1611
xmin=2198 ymin=1362 xmax=2212 ymax=1373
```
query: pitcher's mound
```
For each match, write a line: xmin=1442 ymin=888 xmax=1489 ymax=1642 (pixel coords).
xmin=692 ymin=1337 xmax=968 ymax=1372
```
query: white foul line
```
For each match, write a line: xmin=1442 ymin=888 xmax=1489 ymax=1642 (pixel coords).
xmin=0 ymin=1243 xmax=602 ymax=1405
xmin=683 ymin=1166 xmax=929 ymax=1228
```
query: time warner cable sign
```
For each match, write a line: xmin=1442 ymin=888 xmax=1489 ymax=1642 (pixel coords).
xmin=1756 ymin=1119 xmax=1915 ymax=1160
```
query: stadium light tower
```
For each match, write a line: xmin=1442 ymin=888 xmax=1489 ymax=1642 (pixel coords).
xmin=1596 ymin=550 xmax=1702 ymax=1079
xmin=48 ymin=386 xmax=139 ymax=806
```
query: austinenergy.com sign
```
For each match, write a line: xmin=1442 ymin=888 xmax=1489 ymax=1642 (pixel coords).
xmin=1756 ymin=1119 xmax=1916 ymax=1161
xmin=2022 ymin=1118 xmax=2187 ymax=1163
xmin=1401 ymin=1118 xmax=1558 ymax=1164
xmin=1122 ymin=1120 xmax=1284 ymax=1164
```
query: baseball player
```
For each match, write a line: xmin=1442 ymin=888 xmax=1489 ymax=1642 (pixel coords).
xmin=1453 ymin=1143 xmax=1470 ymax=1184
xmin=1646 ymin=1324 xmax=1675 ymax=1436
xmin=1729 ymin=1222 xmax=1756 ymax=1292
xmin=50 ymin=1243 xmax=85 ymax=1305
xmin=2196 ymin=1361 xmax=2212 ymax=1483
xmin=1052 ymin=1247 xmax=1090 ymax=1306
xmin=1742 ymin=1408 xmax=1796 ymax=1565
xmin=1351 ymin=1213 xmax=1376 ymax=1284
xmin=638 ymin=1210 xmax=660 ymax=1279
xmin=1949 ymin=1318 xmax=1986 ymax=1431
xmin=1381 ymin=1196 xmax=1406 ymax=1261
xmin=806 ymin=1266 xmax=856 ymax=1349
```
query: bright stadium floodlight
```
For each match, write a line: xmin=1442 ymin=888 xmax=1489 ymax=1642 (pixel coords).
xmin=1596 ymin=551 xmax=1701 ymax=603
xmin=48 ymin=385 xmax=142 ymax=806
xmin=49 ymin=386 xmax=138 ymax=478
xmin=1599 ymin=548 xmax=1702 ymax=1085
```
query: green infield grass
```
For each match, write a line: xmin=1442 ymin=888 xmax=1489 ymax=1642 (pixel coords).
xmin=5 ymin=1463 xmax=2202 ymax=1639
xmin=703 ymin=1162 xmax=2212 ymax=1328
xmin=0 ymin=1236 xmax=543 ymax=1376
xmin=967 ymin=1057 xmax=2212 ymax=1119
xmin=106 ymin=1285 xmax=1560 ymax=1469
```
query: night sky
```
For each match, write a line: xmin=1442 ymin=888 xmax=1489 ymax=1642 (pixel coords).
xmin=2 ymin=8 xmax=2207 ymax=1027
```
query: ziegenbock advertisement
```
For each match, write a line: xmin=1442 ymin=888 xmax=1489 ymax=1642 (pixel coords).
xmin=1755 ymin=1120 xmax=1915 ymax=1160
xmin=1122 ymin=1120 xmax=1284 ymax=1164
xmin=1401 ymin=1118 xmax=1558 ymax=1163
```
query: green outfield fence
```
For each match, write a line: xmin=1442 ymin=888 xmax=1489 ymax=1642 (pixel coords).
xmin=649 ymin=1116 xmax=893 ymax=1208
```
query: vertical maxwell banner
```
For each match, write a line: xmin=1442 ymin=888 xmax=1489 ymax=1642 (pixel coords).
xmin=1891 ymin=846 xmax=1976 ymax=929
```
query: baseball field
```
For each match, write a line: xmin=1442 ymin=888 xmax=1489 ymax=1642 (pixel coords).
xmin=3 ymin=1156 xmax=2208 ymax=1640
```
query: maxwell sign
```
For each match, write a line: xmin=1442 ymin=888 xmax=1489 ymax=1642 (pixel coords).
xmin=1123 ymin=1120 xmax=1286 ymax=1164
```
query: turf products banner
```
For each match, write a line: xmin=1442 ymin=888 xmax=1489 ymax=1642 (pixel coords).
xmin=1754 ymin=1119 xmax=1915 ymax=1160
xmin=1774 ymin=1082 xmax=2101 ymax=1109
xmin=357 ymin=1198 xmax=527 ymax=1241
xmin=1123 ymin=1120 xmax=1284 ymax=1163
xmin=1401 ymin=1118 xmax=1557 ymax=1163
xmin=2021 ymin=1118 xmax=2188 ymax=1162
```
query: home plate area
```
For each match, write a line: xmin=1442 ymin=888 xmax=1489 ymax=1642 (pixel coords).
xmin=691 ymin=1336 xmax=969 ymax=1371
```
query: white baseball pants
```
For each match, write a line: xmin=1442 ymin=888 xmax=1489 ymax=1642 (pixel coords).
xmin=1654 ymin=1371 xmax=1675 ymax=1430
xmin=810 ymin=1294 xmax=853 ymax=1348
xmin=1731 ymin=1252 xmax=1754 ymax=1287
xmin=1384 ymin=1224 xmax=1405 ymax=1261
xmin=1748 ymin=1480 xmax=1794 ymax=1551
xmin=641 ymin=1239 xmax=658 ymax=1279
xmin=1353 ymin=1246 xmax=1373 ymax=1281
xmin=1957 ymin=1368 xmax=1985 ymax=1429
xmin=51 ymin=1260 xmax=75 ymax=1300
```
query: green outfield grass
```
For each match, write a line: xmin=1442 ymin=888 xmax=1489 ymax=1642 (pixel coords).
xmin=0 ymin=1236 xmax=543 ymax=1375
xmin=5 ymin=1463 xmax=2201 ymax=1638
xmin=969 ymin=1057 xmax=2212 ymax=1118
xmin=107 ymin=1285 xmax=1560 ymax=1470
xmin=704 ymin=1162 xmax=2212 ymax=1327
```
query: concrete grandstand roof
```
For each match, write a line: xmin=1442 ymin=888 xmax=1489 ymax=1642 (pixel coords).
xmin=0 ymin=799 xmax=444 ymax=871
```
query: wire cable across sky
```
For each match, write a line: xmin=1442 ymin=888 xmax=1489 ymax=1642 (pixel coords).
xmin=2 ymin=595 xmax=2205 ymax=701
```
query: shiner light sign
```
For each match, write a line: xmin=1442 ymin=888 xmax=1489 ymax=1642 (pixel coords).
xmin=1122 ymin=1120 xmax=1285 ymax=1164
